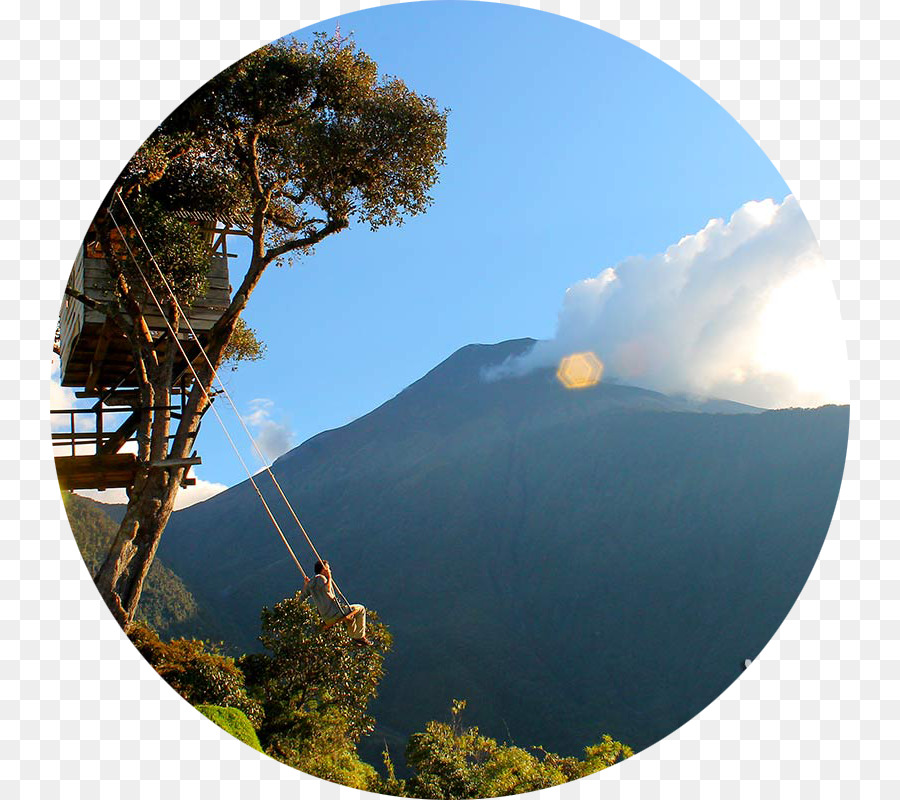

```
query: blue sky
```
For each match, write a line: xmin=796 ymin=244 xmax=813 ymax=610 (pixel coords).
xmin=77 ymin=2 xmax=807 ymax=496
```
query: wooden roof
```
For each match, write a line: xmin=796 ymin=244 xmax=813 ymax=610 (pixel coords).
xmin=172 ymin=208 xmax=253 ymax=229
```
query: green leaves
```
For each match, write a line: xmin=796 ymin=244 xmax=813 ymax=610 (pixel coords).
xmin=405 ymin=715 xmax=567 ymax=799
xmin=253 ymin=594 xmax=391 ymax=742
xmin=123 ymin=194 xmax=211 ymax=307
xmin=160 ymin=32 xmax=448 ymax=249
xmin=127 ymin=622 xmax=264 ymax=726
xmin=121 ymin=577 xmax=633 ymax=796
xmin=403 ymin=700 xmax=633 ymax=798
xmin=92 ymin=28 xmax=447 ymax=367
xmin=240 ymin=592 xmax=392 ymax=787
xmin=196 ymin=705 xmax=264 ymax=752
xmin=221 ymin=317 xmax=266 ymax=370
xmin=581 ymin=733 xmax=635 ymax=775
xmin=264 ymin=706 xmax=378 ymax=790
xmin=82 ymin=27 xmax=447 ymax=409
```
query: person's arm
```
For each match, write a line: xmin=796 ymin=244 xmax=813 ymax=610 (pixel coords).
xmin=298 ymin=575 xmax=312 ymax=602
xmin=322 ymin=565 xmax=335 ymax=597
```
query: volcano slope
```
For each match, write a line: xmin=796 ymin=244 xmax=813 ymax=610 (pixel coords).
xmin=159 ymin=338 xmax=849 ymax=759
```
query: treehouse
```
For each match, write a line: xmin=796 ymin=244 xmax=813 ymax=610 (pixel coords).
xmin=54 ymin=212 xmax=249 ymax=492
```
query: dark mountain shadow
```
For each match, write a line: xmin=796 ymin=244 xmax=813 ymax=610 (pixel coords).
xmin=156 ymin=338 xmax=848 ymax=760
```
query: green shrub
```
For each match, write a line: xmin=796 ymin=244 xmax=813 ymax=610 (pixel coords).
xmin=128 ymin=622 xmax=263 ymax=726
xmin=265 ymin=707 xmax=378 ymax=790
xmin=196 ymin=705 xmax=263 ymax=752
xmin=238 ymin=596 xmax=392 ymax=789
xmin=403 ymin=700 xmax=631 ymax=798
xmin=245 ymin=594 xmax=391 ymax=745
xmin=580 ymin=733 xmax=634 ymax=776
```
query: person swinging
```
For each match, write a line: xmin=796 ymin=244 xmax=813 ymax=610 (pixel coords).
xmin=299 ymin=559 xmax=373 ymax=646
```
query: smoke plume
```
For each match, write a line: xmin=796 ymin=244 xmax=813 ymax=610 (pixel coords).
xmin=485 ymin=196 xmax=847 ymax=408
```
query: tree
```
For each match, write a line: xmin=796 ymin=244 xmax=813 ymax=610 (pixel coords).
xmin=404 ymin=708 xmax=496 ymax=799
xmin=128 ymin=622 xmax=264 ymax=726
xmin=239 ymin=592 xmax=392 ymax=786
xmin=403 ymin=700 xmax=567 ymax=799
xmin=402 ymin=700 xmax=633 ymax=798
xmin=580 ymin=733 xmax=635 ymax=776
xmin=69 ymin=33 xmax=448 ymax=626
xmin=260 ymin=706 xmax=379 ymax=789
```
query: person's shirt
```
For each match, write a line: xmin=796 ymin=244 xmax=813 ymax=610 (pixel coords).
xmin=299 ymin=574 xmax=344 ymax=622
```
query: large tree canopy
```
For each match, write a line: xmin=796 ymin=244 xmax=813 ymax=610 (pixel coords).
xmin=99 ymin=32 xmax=448 ymax=334
xmin=75 ymin=32 xmax=448 ymax=627
xmin=162 ymin=33 xmax=448 ymax=229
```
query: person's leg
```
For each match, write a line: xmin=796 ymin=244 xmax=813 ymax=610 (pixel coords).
xmin=344 ymin=604 xmax=367 ymax=639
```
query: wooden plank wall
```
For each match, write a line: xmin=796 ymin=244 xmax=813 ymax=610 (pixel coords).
xmin=58 ymin=249 xmax=85 ymax=371
xmin=81 ymin=254 xmax=231 ymax=333
xmin=59 ymin=249 xmax=233 ymax=386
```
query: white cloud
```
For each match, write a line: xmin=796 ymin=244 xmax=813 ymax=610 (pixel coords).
xmin=75 ymin=469 xmax=227 ymax=511
xmin=50 ymin=354 xmax=92 ymax=432
xmin=49 ymin=379 xmax=77 ymax=416
xmin=173 ymin=474 xmax=228 ymax=509
xmin=485 ymin=195 xmax=848 ymax=409
xmin=73 ymin=488 xmax=130 ymax=507
xmin=244 ymin=398 xmax=296 ymax=462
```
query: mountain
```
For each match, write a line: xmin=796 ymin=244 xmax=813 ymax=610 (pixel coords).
xmin=63 ymin=493 xmax=219 ymax=642
xmin=83 ymin=500 xmax=128 ymax=524
xmin=157 ymin=338 xmax=848 ymax=761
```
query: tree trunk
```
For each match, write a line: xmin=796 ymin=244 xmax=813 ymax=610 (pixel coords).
xmin=88 ymin=213 xmax=330 ymax=629
xmin=93 ymin=336 xmax=207 ymax=629
xmin=94 ymin=466 xmax=183 ymax=626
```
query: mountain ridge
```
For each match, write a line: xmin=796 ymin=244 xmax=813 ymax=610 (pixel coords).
xmin=155 ymin=338 xmax=848 ymax=760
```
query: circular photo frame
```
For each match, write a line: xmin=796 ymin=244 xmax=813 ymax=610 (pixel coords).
xmin=51 ymin=3 xmax=849 ymax=796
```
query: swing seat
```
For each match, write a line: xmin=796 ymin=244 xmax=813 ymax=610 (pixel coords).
xmin=320 ymin=606 xmax=362 ymax=633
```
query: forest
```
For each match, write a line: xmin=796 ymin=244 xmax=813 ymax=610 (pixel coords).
xmin=129 ymin=607 xmax=630 ymax=796
xmin=67 ymin=490 xmax=630 ymax=796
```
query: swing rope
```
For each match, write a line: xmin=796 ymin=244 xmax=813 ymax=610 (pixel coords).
xmin=107 ymin=194 xmax=352 ymax=610
xmin=107 ymin=206 xmax=308 ymax=579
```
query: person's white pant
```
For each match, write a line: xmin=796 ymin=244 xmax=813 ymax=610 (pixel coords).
xmin=344 ymin=604 xmax=367 ymax=639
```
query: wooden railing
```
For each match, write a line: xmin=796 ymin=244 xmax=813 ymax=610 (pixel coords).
xmin=50 ymin=405 xmax=183 ymax=456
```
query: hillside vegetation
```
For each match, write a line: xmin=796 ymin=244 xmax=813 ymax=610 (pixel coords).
xmin=126 ymin=598 xmax=630 ymax=795
xmin=63 ymin=493 xmax=217 ymax=641
xmin=63 ymin=338 xmax=846 ymax=791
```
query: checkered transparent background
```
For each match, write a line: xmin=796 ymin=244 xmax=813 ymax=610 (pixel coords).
xmin=2 ymin=0 xmax=896 ymax=797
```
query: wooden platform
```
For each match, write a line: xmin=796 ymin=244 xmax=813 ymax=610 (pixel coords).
xmin=55 ymin=453 xmax=139 ymax=491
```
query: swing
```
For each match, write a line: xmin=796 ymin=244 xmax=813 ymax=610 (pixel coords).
xmin=111 ymin=192 xmax=356 ymax=611
xmin=320 ymin=605 xmax=364 ymax=633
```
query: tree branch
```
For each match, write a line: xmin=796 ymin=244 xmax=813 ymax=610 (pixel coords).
xmin=263 ymin=206 xmax=325 ymax=235
xmin=93 ymin=212 xmax=159 ymax=368
xmin=64 ymin=287 xmax=133 ymax=336
xmin=64 ymin=286 xmax=104 ymax=314
xmin=273 ymin=188 xmax=320 ymax=213
xmin=149 ymin=309 xmax=179 ymax=460
xmin=263 ymin=217 xmax=348 ymax=265
xmin=131 ymin=344 xmax=154 ymax=463
xmin=205 ymin=217 xmax=346 ymax=362
xmin=248 ymin=130 xmax=267 ymax=204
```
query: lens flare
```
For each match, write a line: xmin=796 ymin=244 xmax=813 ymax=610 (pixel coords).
xmin=557 ymin=352 xmax=604 ymax=389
